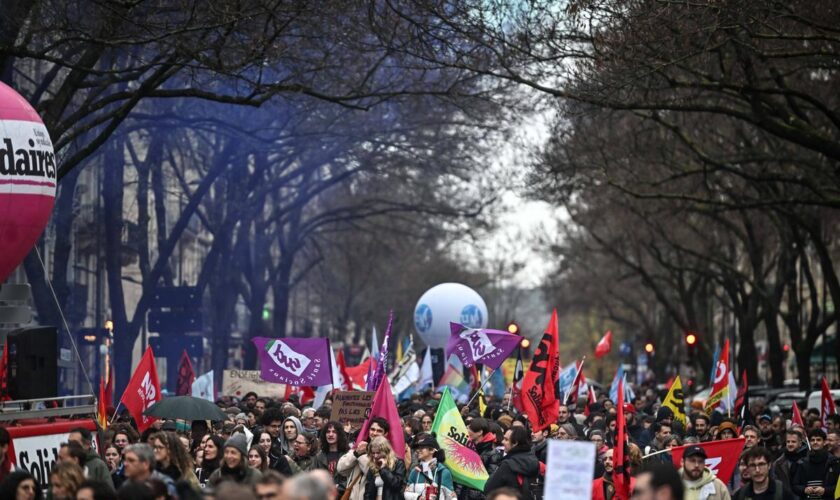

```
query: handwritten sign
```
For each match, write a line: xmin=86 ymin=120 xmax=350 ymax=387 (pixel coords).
xmin=222 ymin=370 xmax=289 ymax=398
xmin=545 ymin=440 xmax=595 ymax=500
xmin=330 ymin=391 xmax=375 ymax=429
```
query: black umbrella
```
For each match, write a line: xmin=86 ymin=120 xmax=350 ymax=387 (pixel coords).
xmin=143 ymin=396 xmax=228 ymax=421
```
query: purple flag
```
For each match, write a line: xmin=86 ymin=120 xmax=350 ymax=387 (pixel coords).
xmin=445 ymin=323 xmax=522 ymax=370
xmin=253 ymin=337 xmax=333 ymax=386
xmin=366 ymin=311 xmax=393 ymax=391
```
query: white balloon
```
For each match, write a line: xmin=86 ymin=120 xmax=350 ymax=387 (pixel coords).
xmin=413 ymin=283 xmax=488 ymax=349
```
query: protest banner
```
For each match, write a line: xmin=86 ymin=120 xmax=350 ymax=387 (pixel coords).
xmin=330 ymin=390 xmax=375 ymax=429
xmin=222 ymin=370 xmax=288 ymax=398
xmin=545 ymin=440 xmax=595 ymax=500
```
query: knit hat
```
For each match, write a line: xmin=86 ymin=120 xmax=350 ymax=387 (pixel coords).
xmin=224 ymin=433 xmax=248 ymax=457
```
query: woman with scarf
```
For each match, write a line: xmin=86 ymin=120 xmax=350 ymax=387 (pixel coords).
xmin=196 ymin=435 xmax=225 ymax=488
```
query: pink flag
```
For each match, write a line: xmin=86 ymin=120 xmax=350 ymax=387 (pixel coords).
xmin=595 ymin=330 xmax=612 ymax=358
xmin=355 ymin=376 xmax=405 ymax=458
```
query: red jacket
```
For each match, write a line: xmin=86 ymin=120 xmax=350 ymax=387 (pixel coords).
xmin=592 ymin=476 xmax=635 ymax=500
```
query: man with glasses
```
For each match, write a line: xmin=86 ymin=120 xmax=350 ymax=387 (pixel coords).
xmin=733 ymin=446 xmax=792 ymax=499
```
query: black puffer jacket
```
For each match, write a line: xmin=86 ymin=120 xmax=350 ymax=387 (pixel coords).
xmin=483 ymin=446 xmax=540 ymax=500
xmin=363 ymin=459 xmax=406 ymax=500
xmin=475 ymin=438 xmax=502 ymax=475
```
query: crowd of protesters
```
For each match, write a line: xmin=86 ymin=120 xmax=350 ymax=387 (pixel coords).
xmin=0 ymin=386 xmax=839 ymax=500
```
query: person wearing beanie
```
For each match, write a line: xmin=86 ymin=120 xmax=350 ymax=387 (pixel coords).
xmin=208 ymin=433 xmax=262 ymax=487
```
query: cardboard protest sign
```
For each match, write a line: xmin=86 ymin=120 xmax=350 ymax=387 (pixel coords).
xmin=222 ymin=370 xmax=289 ymax=398
xmin=330 ymin=390 xmax=375 ymax=429
xmin=545 ymin=440 xmax=595 ymax=500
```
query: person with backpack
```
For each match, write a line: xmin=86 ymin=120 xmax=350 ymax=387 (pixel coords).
xmin=483 ymin=427 xmax=539 ymax=500
xmin=733 ymin=446 xmax=793 ymax=500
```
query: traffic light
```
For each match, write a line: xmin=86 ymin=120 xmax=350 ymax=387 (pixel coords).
xmin=685 ymin=333 xmax=697 ymax=346
xmin=520 ymin=338 xmax=530 ymax=349
xmin=507 ymin=322 xmax=520 ymax=335
xmin=644 ymin=342 xmax=655 ymax=354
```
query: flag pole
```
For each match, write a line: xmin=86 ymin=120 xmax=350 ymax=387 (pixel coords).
xmin=108 ymin=401 xmax=123 ymax=425
xmin=564 ymin=356 xmax=587 ymax=405
xmin=466 ymin=368 xmax=496 ymax=407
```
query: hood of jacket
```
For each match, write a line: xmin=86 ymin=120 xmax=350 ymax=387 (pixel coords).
xmin=502 ymin=446 xmax=539 ymax=477
xmin=682 ymin=468 xmax=715 ymax=490
xmin=280 ymin=416 xmax=304 ymax=450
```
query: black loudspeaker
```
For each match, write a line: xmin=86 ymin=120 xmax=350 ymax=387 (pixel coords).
xmin=7 ymin=326 xmax=58 ymax=400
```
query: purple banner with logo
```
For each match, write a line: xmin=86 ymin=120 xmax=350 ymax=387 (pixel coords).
xmin=445 ymin=323 xmax=521 ymax=370
xmin=253 ymin=337 xmax=333 ymax=387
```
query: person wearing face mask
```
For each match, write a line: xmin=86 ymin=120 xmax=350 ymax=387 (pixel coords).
xmin=406 ymin=435 xmax=454 ymax=500
xmin=208 ymin=434 xmax=262 ymax=487
xmin=363 ymin=436 xmax=406 ymax=500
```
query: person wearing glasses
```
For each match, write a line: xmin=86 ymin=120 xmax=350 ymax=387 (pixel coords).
xmin=733 ymin=446 xmax=793 ymax=500
xmin=149 ymin=431 xmax=198 ymax=488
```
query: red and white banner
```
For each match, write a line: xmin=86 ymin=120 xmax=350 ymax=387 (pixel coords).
xmin=120 ymin=347 xmax=161 ymax=433
xmin=705 ymin=340 xmax=731 ymax=413
xmin=6 ymin=420 xmax=99 ymax=488
xmin=594 ymin=331 xmax=612 ymax=359
xmin=670 ymin=438 xmax=745 ymax=485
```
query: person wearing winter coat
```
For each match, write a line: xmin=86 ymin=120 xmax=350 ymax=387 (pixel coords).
xmin=792 ymin=429 xmax=832 ymax=500
xmin=678 ymin=445 xmax=731 ymax=500
xmin=338 ymin=417 xmax=391 ymax=500
xmin=68 ymin=427 xmax=114 ymax=491
xmin=280 ymin=416 xmax=304 ymax=456
xmin=406 ymin=434 xmax=455 ymax=500
xmin=363 ymin=436 xmax=406 ymax=500
xmin=771 ymin=429 xmax=807 ymax=488
xmin=483 ymin=427 xmax=540 ymax=500
xmin=208 ymin=434 xmax=262 ymax=487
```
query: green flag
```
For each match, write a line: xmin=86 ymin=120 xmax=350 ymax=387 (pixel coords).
xmin=431 ymin=387 xmax=489 ymax=490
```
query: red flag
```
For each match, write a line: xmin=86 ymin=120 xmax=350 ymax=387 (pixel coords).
xmin=792 ymin=401 xmax=804 ymax=427
xmin=336 ymin=351 xmax=352 ymax=391
xmin=613 ymin=379 xmax=630 ymax=500
xmin=705 ymin=339 xmax=730 ymax=413
xmin=584 ymin=385 xmax=596 ymax=417
xmin=345 ymin=358 xmax=372 ymax=390
xmin=519 ymin=310 xmax=560 ymax=431
xmin=670 ymin=438 xmax=746 ymax=485
xmin=176 ymin=350 xmax=195 ymax=396
xmin=734 ymin=370 xmax=747 ymax=414
xmin=354 ymin=376 xmax=406 ymax=458
xmin=821 ymin=377 xmax=836 ymax=430
xmin=594 ymin=330 xmax=612 ymax=359
xmin=0 ymin=342 xmax=10 ymax=401
xmin=97 ymin=377 xmax=108 ymax=429
xmin=120 ymin=347 xmax=161 ymax=433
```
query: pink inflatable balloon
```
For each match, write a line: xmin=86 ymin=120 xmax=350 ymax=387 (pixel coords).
xmin=0 ymin=82 xmax=56 ymax=283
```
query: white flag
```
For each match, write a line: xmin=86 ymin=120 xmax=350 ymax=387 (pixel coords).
xmin=419 ymin=347 xmax=434 ymax=389
xmin=370 ymin=326 xmax=380 ymax=360
xmin=192 ymin=371 xmax=215 ymax=402
xmin=313 ymin=348 xmax=342 ymax=409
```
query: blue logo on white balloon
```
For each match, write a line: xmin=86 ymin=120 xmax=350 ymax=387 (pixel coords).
xmin=460 ymin=305 xmax=483 ymax=328
xmin=415 ymin=304 xmax=432 ymax=333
